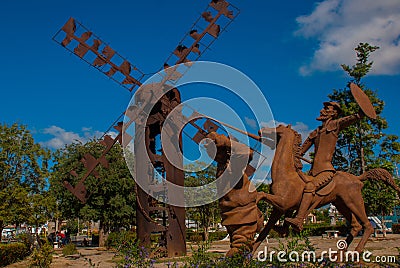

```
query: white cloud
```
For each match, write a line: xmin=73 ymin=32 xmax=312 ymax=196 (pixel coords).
xmin=261 ymin=120 xmax=312 ymax=141
xmin=81 ymin=127 xmax=105 ymax=141
xmin=244 ymin=117 xmax=257 ymax=129
xmin=296 ymin=0 xmax=400 ymax=75
xmin=106 ymin=131 xmax=119 ymax=139
xmin=40 ymin=125 xmax=109 ymax=149
xmin=291 ymin=121 xmax=312 ymax=142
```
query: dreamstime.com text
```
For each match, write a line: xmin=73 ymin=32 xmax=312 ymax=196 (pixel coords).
xmin=257 ymin=240 xmax=398 ymax=264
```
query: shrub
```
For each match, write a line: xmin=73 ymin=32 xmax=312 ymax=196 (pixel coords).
xmin=183 ymin=242 xmax=266 ymax=268
xmin=392 ymin=224 xmax=400 ymax=234
xmin=212 ymin=250 xmax=257 ymax=268
xmin=186 ymin=230 xmax=205 ymax=242
xmin=179 ymin=233 xmax=317 ymax=268
xmin=268 ymin=232 xmax=315 ymax=266
xmin=105 ymin=231 xmax=136 ymax=249
xmin=303 ymin=224 xmax=348 ymax=236
xmin=0 ymin=242 xmax=30 ymax=267
xmin=397 ymin=247 xmax=400 ymax=265
xmin=209 ymin=231 xmax=227 ymax=241
xmin=184 ymin=241 xmax=217 ymax=267
xmin=16 ymin=233 xmax=34 ymax=250
xmin=268 ymin=229 xmax=280 ymax=238
xmin=91 ymin=233 xmax=99 ymax=246
xmin=29 ymin=243 xmax=53 ymax=268
xmin=116 ymin=239 xmax=155 ymax=268
xmin=62 ymin=243 xmax=78 ymax=256
xmin=190 ymin=233 xmax=204 ymax=242
xmin=150 ymin=233 xmax=160 ymax=243
xmin=63 ymin=219 xmax=84 ymax=236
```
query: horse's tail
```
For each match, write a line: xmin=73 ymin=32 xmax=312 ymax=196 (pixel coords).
xmin=358 ymin=168 xmax=400 ymax=197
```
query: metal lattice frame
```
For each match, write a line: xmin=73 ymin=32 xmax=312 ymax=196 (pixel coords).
xmin=53 ymin=0 xmax=239 ymax=257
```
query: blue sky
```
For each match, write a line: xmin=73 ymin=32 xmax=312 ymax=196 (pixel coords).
xmin=1 ymin=0 xmax=399 ymax=153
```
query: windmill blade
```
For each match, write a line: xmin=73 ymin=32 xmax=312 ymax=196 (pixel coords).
xmin=163 ymin=0 xmax=239 ymax=68
xmin=54 ymin=2 xmax=241 ymax=257
xmin=63 ymin=180 xmax=87 ymax=203
xmin=53 ymin=18 xmax=144 ymax=92
xmin=210 ymin=0 xmax=235 ymax=18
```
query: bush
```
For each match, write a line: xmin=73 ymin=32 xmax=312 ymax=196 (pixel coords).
xmin=105 ymin=231 xmax=136 ymax=249
xmin=182 ymin=242 xmax=267 ymax=267
xmin=184 ymin=241 xmax=217 ymax=267
xmin=303 ymin=224 xmax=348 ymax=236
xmin=29 ymin=243 xmax=53 ymax=268
xmin=209 ymin=231 xmax=227 ymax=241
xmin=63 ymin=219 xmax=84 ymax=236
xmin=268 ymin=229 xmax=280 ymax=238
xmin=16 ymin=233 xmax=34 ymax=249
xmin=91 ymin=233 xmax=99 ymax=246
xmin=397 ymin=247 xmax=400 ymax=266
xmin=179 ymin=233 xmax=316 ymax=267
xmin=393 ymin=224 xmax=400 ymax=234
xmin=116 ymin=239 xmax=155 ymax=268
xmin=62 ymin=243 xmax=78 ymax=256
xmin=186 ymin=230 xmax=204 ymax=242
xmin=150 ymin=233 xmax=160 ymax=243
xmin=0 ymin=242 xmax=30 ymax=267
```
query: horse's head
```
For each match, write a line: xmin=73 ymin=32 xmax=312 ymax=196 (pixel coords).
xmin=259 ymin=124 xmax=297 ymax=144
xmin=276 ymin=124 xmax=294 ymax=135
xmin=260 ymin=124 xmax=303 ymax=170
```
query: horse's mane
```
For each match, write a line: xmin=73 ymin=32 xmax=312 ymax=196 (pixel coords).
xmin=292 ymin=129 xmax=303 ymax=170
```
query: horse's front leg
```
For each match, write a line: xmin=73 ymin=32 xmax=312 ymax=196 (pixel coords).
xmin=257 ymin=192 xmax=288 ymax=211
xmin=274 ymin=211 xmax=295 ymax=237
xmin=252 ymin=207 xmax=284 ymax=255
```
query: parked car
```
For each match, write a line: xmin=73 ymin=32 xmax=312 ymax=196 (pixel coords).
xmin=1 ymin=228 xmax=16 ymax=242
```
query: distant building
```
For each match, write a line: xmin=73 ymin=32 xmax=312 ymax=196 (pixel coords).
xmin=306 ymin=213 xmax=317 ymax=224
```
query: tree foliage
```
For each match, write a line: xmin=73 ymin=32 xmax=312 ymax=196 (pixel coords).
xmin=256 ymin=183 xmax=272 ymax=218
xmin=341 ymin=43 xmax=379 ymax=85
xmin=329 ymin=43 xmax=400 ymax=216
xmin=50 ymin=139 xmax=136 ymax=245
xmin=185 ymin=162 xmax=220 ymax=240
xmin=0 ymin=123 xmax=52 ymax=235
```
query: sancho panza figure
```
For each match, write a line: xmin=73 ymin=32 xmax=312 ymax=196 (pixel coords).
xmin=203 ymin=131 xmax=264 ymax=256
xmin=286 ymin=101 xmax=364 ymax=231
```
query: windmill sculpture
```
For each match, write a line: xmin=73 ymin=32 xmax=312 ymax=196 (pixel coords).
xmin=53 ymin=0 xmax=240 ymax=257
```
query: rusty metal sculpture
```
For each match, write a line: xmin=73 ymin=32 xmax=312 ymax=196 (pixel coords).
xmin=53 ymin=0 xmax=239 ymax=257
xmin=253 ymin=84 xmax=400 ymax=254
xmin=194 ymin=83 xmax=399 ymax=256
xmin=53 ymin=2 xmax=399 ymax=259
xmin=203 ymin=132 xmax=264 ymax=256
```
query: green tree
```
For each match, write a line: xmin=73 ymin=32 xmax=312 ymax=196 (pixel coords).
xmin=28 ymin=192 xmax=57 ymax=235
xmin=329 ymin=43 xmax=400 ymax=219
xmin=50 ymin=139 xmax=136 ymax=246
xmin=185 ymin=162 xmax=220 ymax=241
xmin=257 ymin=183 xmax=272 ymax=219
xmin=313 ymin=208 xmax=330 ymax=225
xmin=0 ymin=123 xmax=51 ymax=236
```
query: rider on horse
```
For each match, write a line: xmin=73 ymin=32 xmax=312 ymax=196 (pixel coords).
xmin=286 ymin=101 xmax=364 ymax=231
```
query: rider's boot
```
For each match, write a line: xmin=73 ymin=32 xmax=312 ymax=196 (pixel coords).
xmin=285 ymin=182 xmax=315 ymax=232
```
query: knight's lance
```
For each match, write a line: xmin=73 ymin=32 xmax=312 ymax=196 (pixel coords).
xmin=211 ymin=119 xmax=262 ymax=141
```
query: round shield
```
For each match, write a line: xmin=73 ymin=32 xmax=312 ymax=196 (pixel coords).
xmin=350 ymin=83 xmax=377 ymax=119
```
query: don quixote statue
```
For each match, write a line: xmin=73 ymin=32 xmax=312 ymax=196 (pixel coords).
xmin=205 ymin=83 xmax=400 ymax=256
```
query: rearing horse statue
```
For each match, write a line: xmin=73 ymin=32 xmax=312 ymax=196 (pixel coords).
xmin=253 ymin=124 xmax=400 ymax=254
